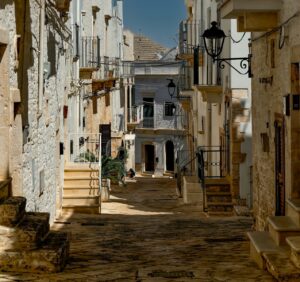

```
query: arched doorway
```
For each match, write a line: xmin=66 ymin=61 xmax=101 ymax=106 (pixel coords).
xmin=165 ymin=140 xmax=174 ymax=172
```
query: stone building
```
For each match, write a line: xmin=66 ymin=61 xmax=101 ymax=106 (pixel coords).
xmin=0 ymin=0 xmax=72 ymax=272
xmin=178 ymin=0 xmax=252 ymax=212
xmin=0 ymin=0 xmax=73 ymax=224
xmin=127 ymin=34 xmax=188 ymax=176
xmin=221 ymin=0 xmax=300 ymax=278
xmin=72 ymin=0 xmax=125 ymax=160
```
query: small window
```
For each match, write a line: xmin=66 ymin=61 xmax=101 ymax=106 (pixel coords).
xmin=165 ymin=102 xmax=175 ymax=116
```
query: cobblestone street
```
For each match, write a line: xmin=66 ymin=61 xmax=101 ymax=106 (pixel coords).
xmin=0 ymin=177 xmax=274 ymax=281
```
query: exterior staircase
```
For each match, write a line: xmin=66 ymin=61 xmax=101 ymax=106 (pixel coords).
xmin=204 ymin=178 xmax=233 ymax=216
xmin=0 ymin=179 xmax=69 ymax=273
xmin=248 ymin=198 xmax=300 ymax=281
xmin=63 ymin=165 xmax=101 ymax=214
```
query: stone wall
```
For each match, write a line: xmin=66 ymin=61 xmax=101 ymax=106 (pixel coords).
xmin=0 ymin=1 xmax=72 ymax=224
xmin=252 ymin=0 xmax=300 ymax=230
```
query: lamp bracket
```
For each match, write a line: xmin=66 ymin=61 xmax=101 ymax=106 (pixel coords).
xmin=214 ymin=56 xmax=252 ymax=77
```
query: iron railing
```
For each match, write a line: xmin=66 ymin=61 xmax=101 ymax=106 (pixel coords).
xmin=123 ymin=62 xmax=134 ymax=77
xmin=179 ymin=20 xmax=204 ymax=56
xmin=197 ymin=146 xmax=226 ymax=188
xmin=128 ymin=105 xmax=143 ymax=124
xmin=179 ymin=65 xmax=193 ymax=91
xmin=80 ymin=36 xmax=100 ymax=69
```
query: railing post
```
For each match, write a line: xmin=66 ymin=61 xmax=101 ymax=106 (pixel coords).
xmin=97 ymin=36 xmax=100 ymax=68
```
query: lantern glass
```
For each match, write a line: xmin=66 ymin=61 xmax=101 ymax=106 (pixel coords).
xmin=167 ymin=79 xmax=176 ymax=98
xmin=202 ymin=21 xmax=226 ymax=60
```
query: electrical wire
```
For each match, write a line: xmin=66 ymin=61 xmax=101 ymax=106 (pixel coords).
xmin=252 ymin=11 xmax=300 ymax=42
xmin=230 ymin=32 xmax=246 ymax=43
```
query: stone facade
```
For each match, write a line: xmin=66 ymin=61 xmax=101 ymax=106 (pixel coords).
xmin=0 ymin=0 xmax=72 ymax=224
xmin=180 ymin=0 xmax=252 ymax=207
xmin=250 ymin=0 xmax=300 ymax=230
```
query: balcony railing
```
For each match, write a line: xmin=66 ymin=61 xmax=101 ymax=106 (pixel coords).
xmin=179 ymin=20 xmax=204 ymax=58
xmin=80 ymin=36 xmax=100 ymax=69
xmin=179 ymin=65 xmax=193 ymax=91
xmin=128 ymin=106 xmax=143 ymax=124
xmin=135 ymin=103 xmax=184 ymax=130
xmin=123 ymin=62 xmax=134 ymax=77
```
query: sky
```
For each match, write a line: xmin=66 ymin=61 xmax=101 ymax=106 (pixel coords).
xmin=123 ymin=0 xmax=187 ymax=48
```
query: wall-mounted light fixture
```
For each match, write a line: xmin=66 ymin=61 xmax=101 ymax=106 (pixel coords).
xmin=201 ymin=21 xmax=252 ymax=77
xmin=167 ymin=78 xmax=176 ymax=98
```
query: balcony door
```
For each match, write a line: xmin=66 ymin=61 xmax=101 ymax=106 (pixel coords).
xmin=143 ymin=98 xmax=154 ymax=128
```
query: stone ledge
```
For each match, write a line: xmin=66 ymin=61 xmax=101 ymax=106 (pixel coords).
xmin=0 ymin=212 xmax=50 ymax=251
xmin=0 ymin=231 xmax=70 ymax=273
xmin=0 ymin=197 xmax=26 ymax=227
xmin=268 ymin=216 xmax=300 ymax=232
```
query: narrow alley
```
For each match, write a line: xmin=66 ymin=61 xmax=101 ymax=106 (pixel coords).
xmin=0 ymin=177 xmax=274 ymax=281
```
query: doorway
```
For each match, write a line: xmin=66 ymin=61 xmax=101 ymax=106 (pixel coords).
xmin=274 ymin=116 xmax=285 ymax=216
xmin=165 ymin=140 xmax=174 ymax=171
xmin=145 ymin=144 xmax=155 ymax=172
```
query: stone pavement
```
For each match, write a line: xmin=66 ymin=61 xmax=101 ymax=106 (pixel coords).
xmin=0 ymin=177 xmax=274 ymax=281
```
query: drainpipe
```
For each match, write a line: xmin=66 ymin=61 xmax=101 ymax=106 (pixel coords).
xmin=38 ymin=0 xmax=45 ymax=114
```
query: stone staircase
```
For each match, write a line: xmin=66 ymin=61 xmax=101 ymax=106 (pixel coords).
xmin=204 ymin=178 xmax=233 ymax=216
xmin=0 ymin=179 xmax=69 ymax=273
xmin=248 ymin=198 xmax=300 ymax=281
xmin=63 ymin=165 xmax=101 ymax=214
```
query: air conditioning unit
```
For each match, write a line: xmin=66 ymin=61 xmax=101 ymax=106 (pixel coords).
xmin=55 ymin=0 xmax=70 ymax=13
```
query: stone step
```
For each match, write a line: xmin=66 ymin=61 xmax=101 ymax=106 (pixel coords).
xmin=268 ymin=216 xmax=300 ymax=245
xmin=63 ymin=196 xmax=100 ymax=206
xmin=205 ymin=185 xmax=231 ymax=193
xmin=0 ymin=197 xmax=26 ymax=227
xmin=63 ymin=186 xmax=100 ymax=197
xmin=64 ymin=177 xmax=99 ymax=187
xmin=206 ymin=192 xmax=232 ymax=203
xmin=207 ymin=202 xmax=233 ymax=212
xmin=62 ymin=204 xmax=101 ymax=214
xmin=207 ymin=211 xmax=234 ymax=217
xmin=64 ymin=169 xmax=99 ymax=178
xmin=247 ymin=231 xmax=282 ymax=269
xmin=286 ymin=236 xmax=300 ymax=268
xmin=286 ymin=198 xmax=300 ymax=226
xmin=0 ymin=231 xmax=70 ymax=273
xmin=263 ymin=250 xmax=300 ymax=281
xmin=0 ymin=212 xmax=50 ymax=251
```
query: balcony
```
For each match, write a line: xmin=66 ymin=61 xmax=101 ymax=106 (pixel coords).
xmin=122 ymin=62 xmax=134 ymax=77
xmin=127 ymin=106 xmax=142 ymax=131
xmin=79 ymin=36 xmax=100 ymax=79
xmin=194 ymin=85 xmax=223 ymax=104
xmin=135 ymin=103 xmax=187 ymax=135
xmin=178 ymin=20 xmax=204 ymax=65
xmin=220 ymin=0 xmax=282 ymax=32
xmin=91 ymin=57 xmax=120 ymax=92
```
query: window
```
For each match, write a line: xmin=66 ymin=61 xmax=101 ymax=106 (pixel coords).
xmin=164 ymin=102 xmax=175 ymax=117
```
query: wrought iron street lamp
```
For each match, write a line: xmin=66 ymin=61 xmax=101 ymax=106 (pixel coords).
xmin=167 ymin=78 xmax=176 ymax=98
xmin=202 ymin=21 xmax=252 ymax=77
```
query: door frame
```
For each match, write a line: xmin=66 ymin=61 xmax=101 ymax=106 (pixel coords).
xmin=142 ymin=142 xmax=155 ymax=173
xmin=274 ymin=113 xmax=285 ymax=216
xmin=165 ymin=140 xmax=175 ymax=172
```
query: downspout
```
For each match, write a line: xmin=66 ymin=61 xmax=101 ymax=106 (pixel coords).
xmin=38 ymin=0 xmax=45 ymax=114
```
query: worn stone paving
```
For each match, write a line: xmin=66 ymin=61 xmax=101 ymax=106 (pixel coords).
xmin=0 ymin=177 xmax=274 ymax=281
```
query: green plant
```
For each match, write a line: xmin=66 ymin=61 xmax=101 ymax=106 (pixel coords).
xmin=74 ymin=150 xmax=98 ymax=162
xmin=101 ymin=155 xmax=126 ymax=185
